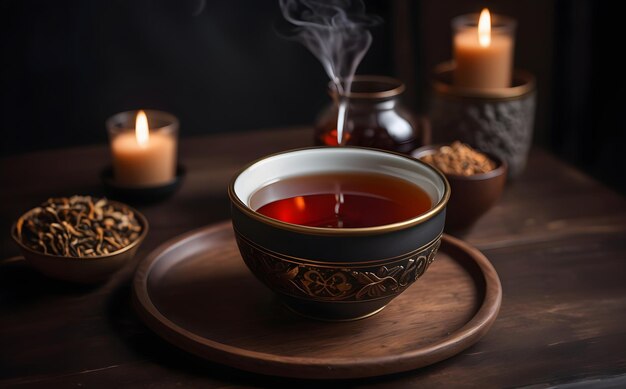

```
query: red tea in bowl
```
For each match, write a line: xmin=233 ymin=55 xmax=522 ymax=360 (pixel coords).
xmin=230 ymin=148 xmax=450 ymax=320
xmin=251 ymin=172 xmax=432 ymax=228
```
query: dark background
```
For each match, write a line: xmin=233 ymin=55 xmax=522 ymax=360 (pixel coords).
xmin=1 ymin=0 xmax=624 ymax=193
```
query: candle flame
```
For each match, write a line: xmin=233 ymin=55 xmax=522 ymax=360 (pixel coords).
xmin=135 ymin=110 xmax=149 ymax=147
xmin=478 ymin=8 xmax=491 ymax=47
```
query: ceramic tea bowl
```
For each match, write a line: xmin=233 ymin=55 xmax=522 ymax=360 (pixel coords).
xmin=11 ymin=199 xmax=148 ymax=284
xmin=412 ymin=144 xmax=507 ymax=232
xmin=228 ymin=147 xmax=450 ymax=321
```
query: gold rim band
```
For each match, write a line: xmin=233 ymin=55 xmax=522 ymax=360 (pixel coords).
xmin=327 ymin=75 xmax=406 ymax=100
xmin=433 ymin=62 xmax=536 ymax=100
xmin=228 ymin=146 xmax=450 ymax=237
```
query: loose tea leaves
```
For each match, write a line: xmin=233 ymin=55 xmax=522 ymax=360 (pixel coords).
xmin=420 ymin=142 xmax=496 ymax=176
xmin=16 ymin=196 xmax=142 ymax=257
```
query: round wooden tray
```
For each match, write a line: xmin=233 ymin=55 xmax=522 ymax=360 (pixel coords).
xmin=133 ymin=221 xmax=501 ymax=379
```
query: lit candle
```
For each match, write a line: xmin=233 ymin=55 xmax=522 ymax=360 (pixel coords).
xmin=452 ymin=9 xmax=516 ymax=88
xmin=108 ymin=110 xmax=178 ymax=186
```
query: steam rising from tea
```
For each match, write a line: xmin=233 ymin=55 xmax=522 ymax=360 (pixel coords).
xmin=279 ymin=0 xmax=379 ymax=144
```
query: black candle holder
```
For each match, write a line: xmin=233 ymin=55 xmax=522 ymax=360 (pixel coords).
xmin=100 ymin=165 xmax=186 ymax=204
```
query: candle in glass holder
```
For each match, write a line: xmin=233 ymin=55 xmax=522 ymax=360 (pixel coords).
xmin=453 ymin=9 xmax=516 ymax=89
xmin=107 ymin=110 xmax=178 ymax=186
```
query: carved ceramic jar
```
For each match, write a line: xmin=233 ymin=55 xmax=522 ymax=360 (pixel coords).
xmin=430 ymin=63 xmax=536 ymax=178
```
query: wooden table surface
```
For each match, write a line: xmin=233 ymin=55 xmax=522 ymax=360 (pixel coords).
xmin=1 ymin=127 xmax=625 ymax=388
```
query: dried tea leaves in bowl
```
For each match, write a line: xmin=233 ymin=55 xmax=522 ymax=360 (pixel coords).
xmin=421 ymin=142 xmax=496 ymax=176
xmin=16 ymin=196 xmax=142 ymax=257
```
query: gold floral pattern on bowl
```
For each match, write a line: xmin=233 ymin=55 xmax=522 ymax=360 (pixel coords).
xmin=235 ymin=231 xmax=441 ymax=303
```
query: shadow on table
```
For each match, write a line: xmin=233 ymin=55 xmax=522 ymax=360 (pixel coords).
xmin=104 ymin=276 xmax=459 ymax=387
xmin=0 ymin=256 xmax=100 ymax=309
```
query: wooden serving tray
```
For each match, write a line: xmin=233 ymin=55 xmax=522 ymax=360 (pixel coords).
xmin=133 ymin=221 xmax=501 ymax=379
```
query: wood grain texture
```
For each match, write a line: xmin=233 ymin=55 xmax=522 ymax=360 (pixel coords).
xmin=132 ymin=223 xmax=501 ymax=379
xmin=1 ymin=127 xmax=626 ymax=387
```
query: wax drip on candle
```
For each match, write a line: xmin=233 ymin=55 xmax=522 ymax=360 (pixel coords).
xmin=278 ymin=0 xmax=380 ymax=145
xmin=135 ymin=110 xmax=150 ymax=147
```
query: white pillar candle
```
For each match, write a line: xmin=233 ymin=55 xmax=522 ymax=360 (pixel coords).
xmin=108 ymin=110 xmax=178 ymax=186
xmin=453 ymin=9 xmax=516 ymax=89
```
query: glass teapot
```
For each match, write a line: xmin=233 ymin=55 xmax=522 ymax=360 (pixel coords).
xmin=314 ymin=75 xmax=429 ymax=154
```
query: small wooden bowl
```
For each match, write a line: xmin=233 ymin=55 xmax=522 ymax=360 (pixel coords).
xmin=412 ymin=144 xmax=507 ymax=232
xmin=10 ymin=200 xmax=148 ymax=284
